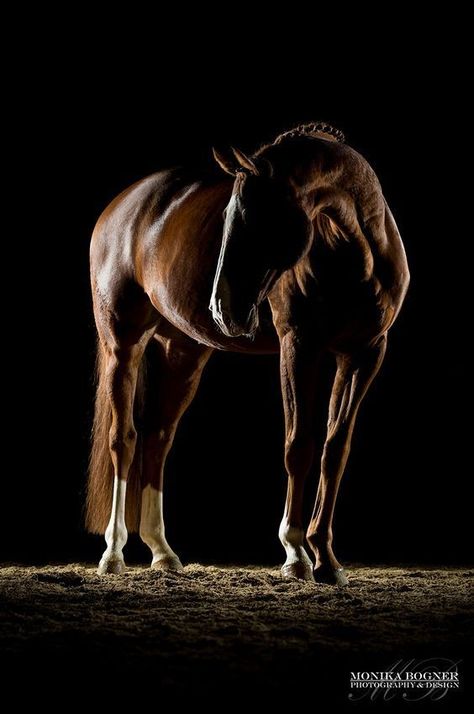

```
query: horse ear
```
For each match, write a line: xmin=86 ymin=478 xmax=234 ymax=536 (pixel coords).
xmin=234 ymin=149 xmax=274 ymax=178
xmin=212 ymin=146 xmax=273 ymax=178
xmin=231 ymin=147 xmax=259 ymax=175
xmin=212 ymin=148 xmax=237 ymax=176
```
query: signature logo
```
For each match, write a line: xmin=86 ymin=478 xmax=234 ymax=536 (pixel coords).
xmin=348 ymin=658 xmax=461 ymax=702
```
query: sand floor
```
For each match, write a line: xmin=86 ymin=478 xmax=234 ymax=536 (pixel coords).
xmin=0 ymin=564 xmax=471 ymax=706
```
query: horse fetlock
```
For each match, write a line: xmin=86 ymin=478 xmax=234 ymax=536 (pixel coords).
xmin=280 ymin=523 xmax=314 ymax=580
xmin=139 ymin=526 xmax=168 ymax=553
xmin=306 ymin=528 xmax=333 ymax=553
xmin=308 ymin=531 xmax=344 ymax=576
xmin=140 ymin=526 xmax=181 ymax=566
xmin=104 ymin=523 xmax=127 ymax=552
xmin=279 ymin=523 xmax=305 ymax=548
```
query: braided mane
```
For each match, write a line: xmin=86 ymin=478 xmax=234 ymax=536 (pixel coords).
xmin=273 ymin=121 xmax=345 ymax=145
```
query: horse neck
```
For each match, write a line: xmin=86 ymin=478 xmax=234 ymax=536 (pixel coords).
xmin=275 ymin=157 xmax=375 ymax=281
xmin=262 ymin=141 xmax=342 ymax=210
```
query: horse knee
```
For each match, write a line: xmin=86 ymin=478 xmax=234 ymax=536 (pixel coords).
xmin=285 ymin=432 xmax=314 ymax=476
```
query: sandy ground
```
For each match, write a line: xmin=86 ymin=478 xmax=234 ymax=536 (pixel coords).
xmin=0 ymin=564 xmax=471 ymax=705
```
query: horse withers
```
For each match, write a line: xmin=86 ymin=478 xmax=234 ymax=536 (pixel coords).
xmin=87 ymin=122 xmax=409 ymax=584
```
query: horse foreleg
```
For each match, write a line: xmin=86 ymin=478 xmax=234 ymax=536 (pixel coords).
xmin=279 ymin=332 xmax=320 ymax=581
xmin=307 ymin=335 xmax=387 ymax=586
xmin=98 ymin=341 xmax=150 ymax=575
xmin=139 ymin=334 xmax=212 ymax=570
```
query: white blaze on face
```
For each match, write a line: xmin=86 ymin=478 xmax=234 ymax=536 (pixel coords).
xmin=209 ymin=194 xmax=238 ymax=322
xmin=223 ymin=193 xmax=238 ymax=234
xmin=139 ymin=485 xmax=179 ymax=565
xmin=98 ymin=475 xmax=128 ymax=574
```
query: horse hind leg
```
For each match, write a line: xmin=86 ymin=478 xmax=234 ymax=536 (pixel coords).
xmin=306 ymin=336 xmax=387 ymax=586
xmin=97 ymin=333 xmax=155 ymax=574
xmin=88 ymin=279 xmax=159 ymax=575
xmin=139 ymin=331 xmax=212 ymax=571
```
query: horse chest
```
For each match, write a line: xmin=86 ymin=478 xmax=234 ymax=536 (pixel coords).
xmin=273 ymin=276 xmax=387 ymax=351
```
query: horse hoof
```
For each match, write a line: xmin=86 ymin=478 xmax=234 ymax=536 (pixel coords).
xmin=151 ymin=555 xmax=184 ymax=573
xmin=97 ymin=556 xmax=126 ymax=575
xmin=314 ymin=565 xmax=349 ymax=587
xmin=281 ymin=562 xmax=316 ymax=582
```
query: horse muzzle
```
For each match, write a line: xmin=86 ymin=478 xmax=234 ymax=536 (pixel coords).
xmin=209 ymin=294 xmax=259 ymax=338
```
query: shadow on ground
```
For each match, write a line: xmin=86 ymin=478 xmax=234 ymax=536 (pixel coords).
xmin=0 ymin=564 xmax=471 ymax=706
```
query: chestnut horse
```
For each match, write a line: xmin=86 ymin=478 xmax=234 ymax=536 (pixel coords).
xmin=87 ymin=122 xmax=409 ymax=584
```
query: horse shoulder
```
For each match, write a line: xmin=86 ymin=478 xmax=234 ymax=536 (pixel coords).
xmin=90 ymin=171 xmax=191 ymax=294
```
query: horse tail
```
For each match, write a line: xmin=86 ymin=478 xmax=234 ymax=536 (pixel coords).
xmin=85 ymin=342 xmax=147 ymax=534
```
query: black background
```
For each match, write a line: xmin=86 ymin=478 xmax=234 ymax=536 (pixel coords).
xmin=4 ymin=16 xmax=470 ymax=569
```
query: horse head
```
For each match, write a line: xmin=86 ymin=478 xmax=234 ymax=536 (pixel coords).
xmin=210 ymin=147 xmax=313 ymax=337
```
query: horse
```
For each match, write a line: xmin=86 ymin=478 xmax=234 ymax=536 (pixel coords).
xmin=87 ymin=121 xmax=409 ymax=585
